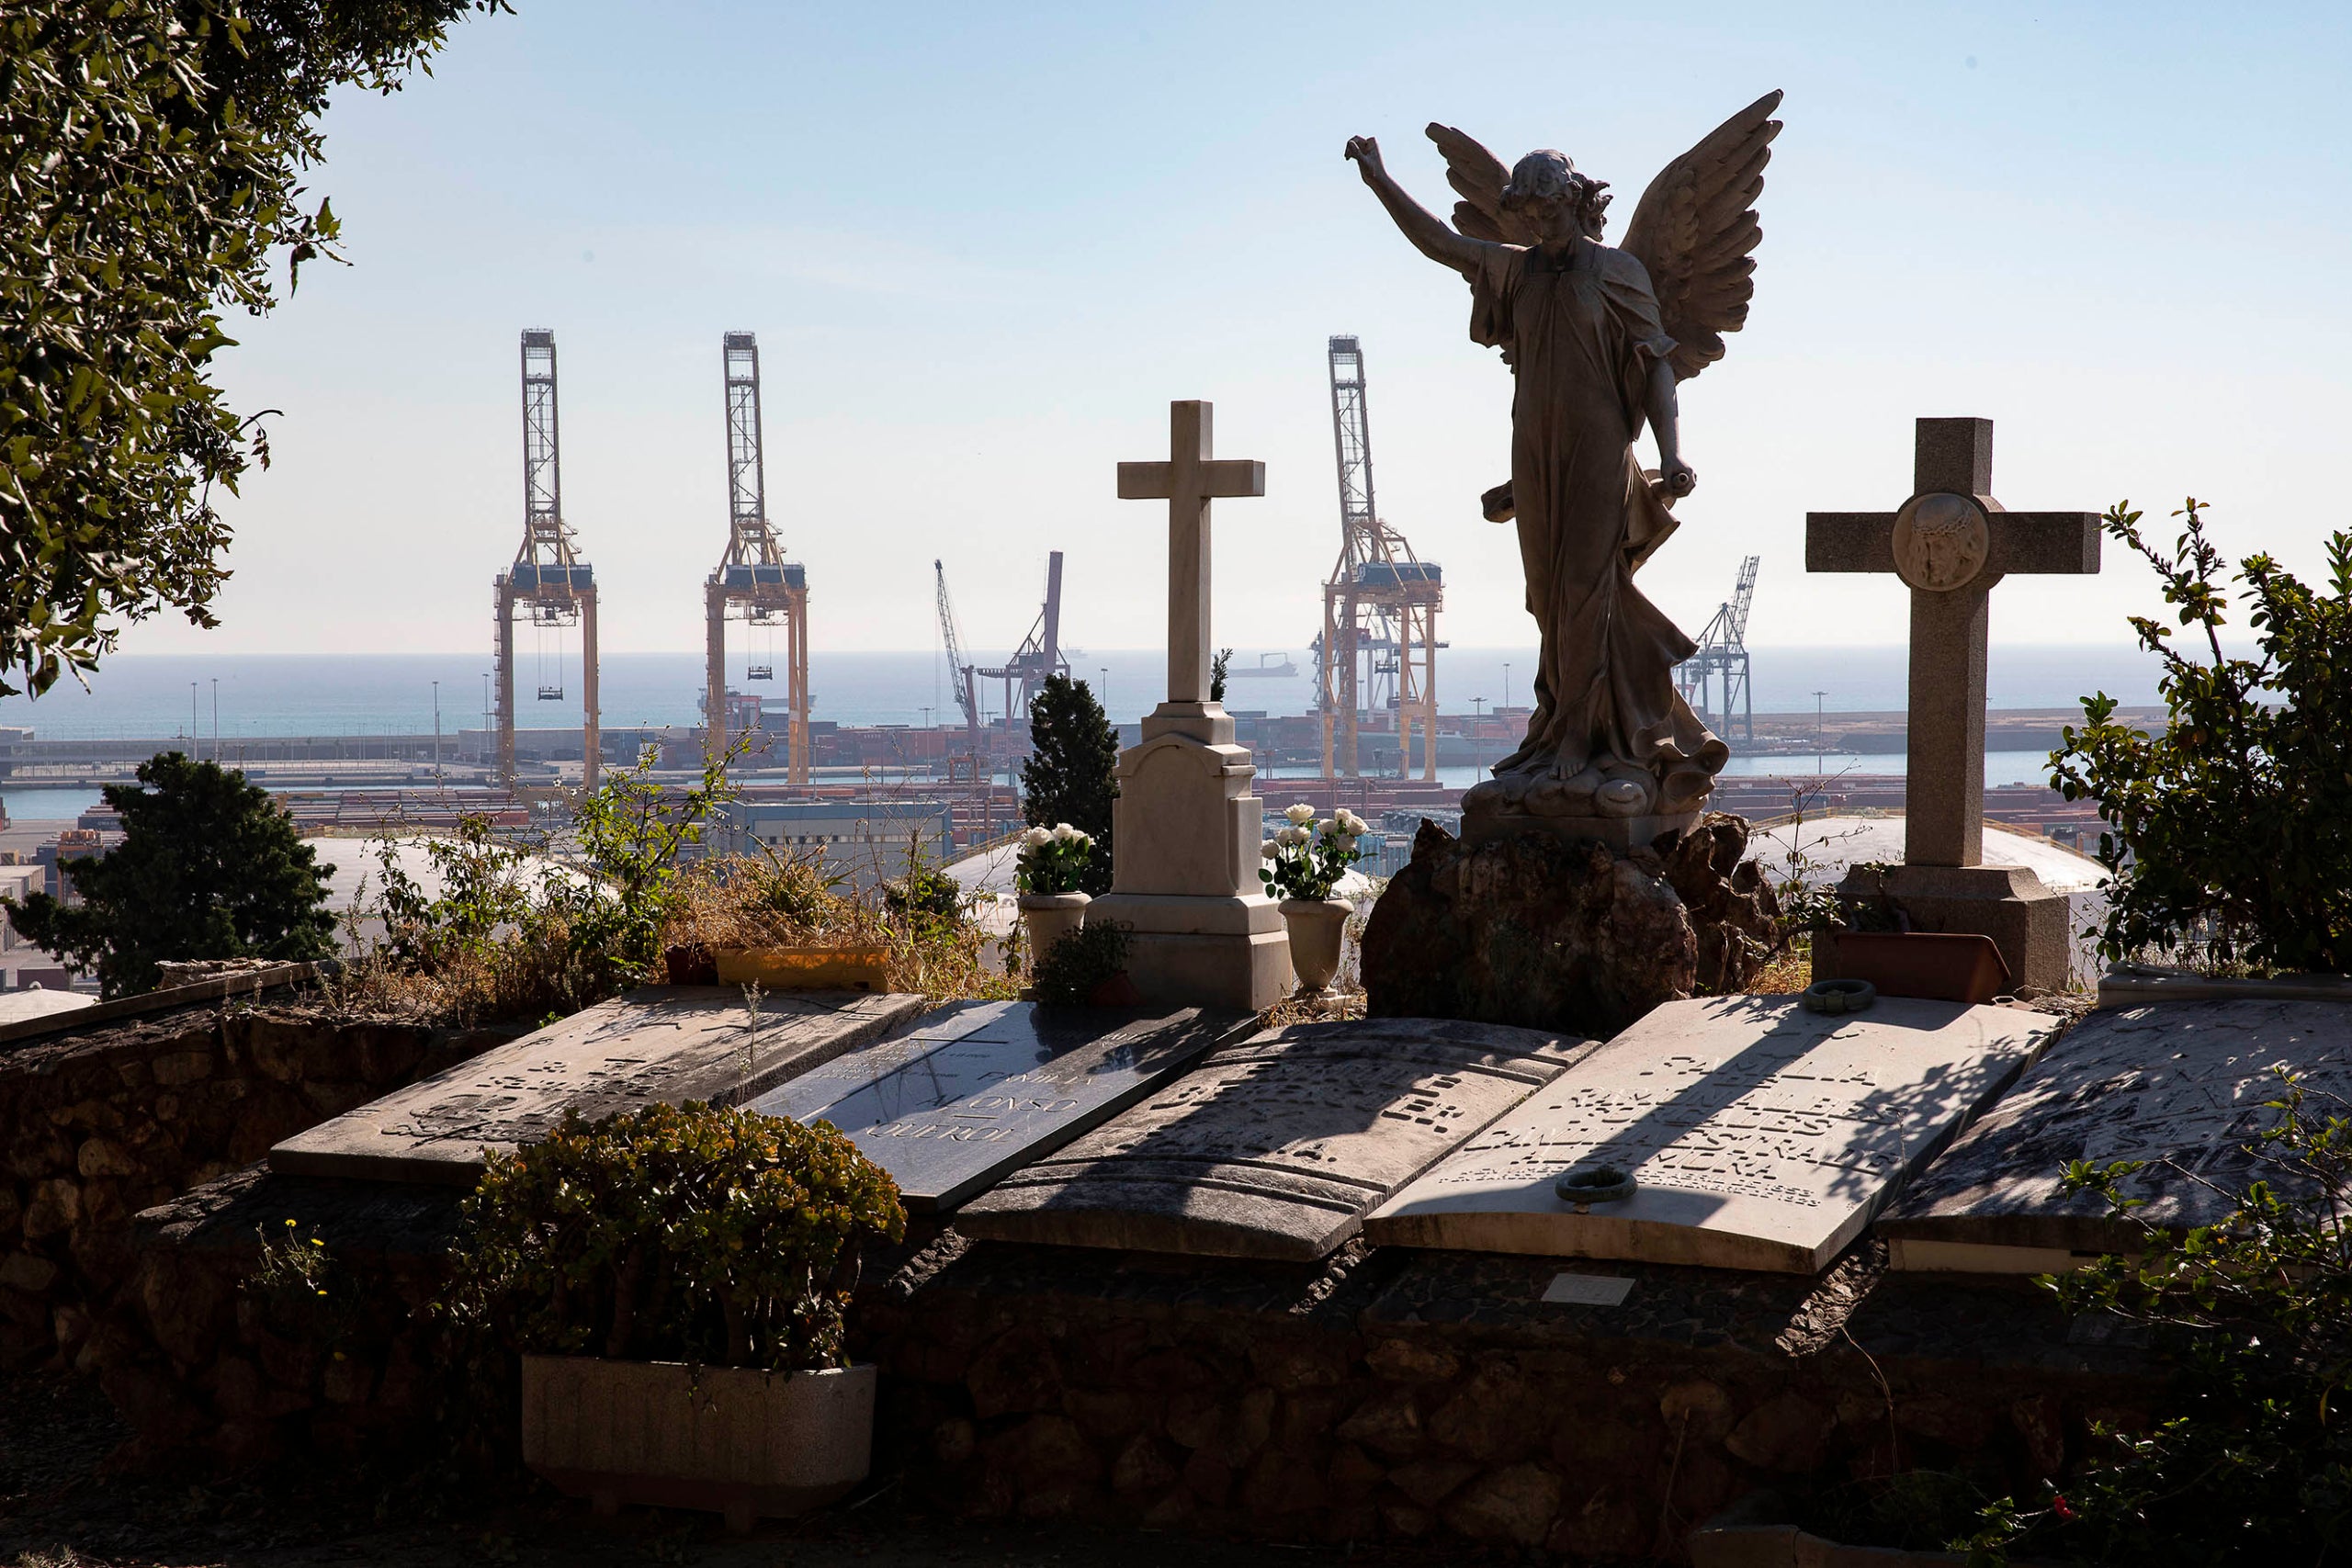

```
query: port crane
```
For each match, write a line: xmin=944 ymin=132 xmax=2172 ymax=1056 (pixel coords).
xmin=492 ymin=329 xmax=600 ymax=788
xmin=702 ymin=332 xmax=809 ymax=781
xmin=1675 ymin=554 xmax=1759 ymax=743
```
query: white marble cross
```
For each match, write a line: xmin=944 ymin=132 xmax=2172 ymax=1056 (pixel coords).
xmin=1117 ymin=400 xmax=1265 ymax=708
xmin=1806 ymin=418 xmax=2100 ymax=868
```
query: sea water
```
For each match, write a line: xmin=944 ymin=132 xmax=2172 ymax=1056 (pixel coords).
xmin=0 ymin=644 xmax=2174 ymax=741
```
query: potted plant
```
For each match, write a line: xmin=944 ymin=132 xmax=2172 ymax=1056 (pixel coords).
xmin=1261 ymin=804 xmax=1365 ymax=995
xmin=1015 ymin=822 xmax=1095 ymax=962
xmin=442 ymin=1101 xmax=905 ymax=1532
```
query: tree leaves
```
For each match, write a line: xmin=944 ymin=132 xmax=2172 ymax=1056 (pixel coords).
xmin=0 ymin=1 xmax=501 ymax=695
xmin=0 ymin=748 xmax=334 ymax=995
xmin=2049 ymin=501 xmax=2352 ymax=975
xmin=1020 ymin=674 xmax=1119 ymax=897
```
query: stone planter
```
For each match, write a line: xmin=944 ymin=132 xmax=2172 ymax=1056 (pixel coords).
xmin=1280 ymin=897 xmax=1352 ymax=995
xmin=521 ymin=1356 xmax=875 ymax=1532
xmin=1019 ymin=891 xmax=1089 ymax=962
xmin=712 ymin=944 xmax=891 ymax=992
xmin=1691 ymin=1495 xmax=1971 ymax=1566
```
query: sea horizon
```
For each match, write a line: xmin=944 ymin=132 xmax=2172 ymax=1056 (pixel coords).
xmin=0 ymin=643 xmax=2188 ymax=743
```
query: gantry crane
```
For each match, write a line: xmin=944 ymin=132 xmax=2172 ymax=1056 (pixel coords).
xmin=1317 ymin=335 xmax=1442 ymax=780
xmin=492 ymin=329 xmax=599 ymax=789
xmin=933 ymin=560 xmax=980 ymax=750
xmin=703 ymin=332 xmax=809 ymax=781
xmin=976 ymin=551 xmax=1071 ymax=724
xmin=1675 ymin=554 xmax=1759 ymax=743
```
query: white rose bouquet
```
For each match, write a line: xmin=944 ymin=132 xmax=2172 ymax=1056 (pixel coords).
xmin=1016 ymin=822 xmax=1096 ymax=896
xmin=1259 ymin=803 xmax=1365 ymax=901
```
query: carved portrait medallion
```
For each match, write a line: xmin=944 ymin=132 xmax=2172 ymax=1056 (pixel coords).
xmin=1892 ymin=491 xmax=1991 ymax=592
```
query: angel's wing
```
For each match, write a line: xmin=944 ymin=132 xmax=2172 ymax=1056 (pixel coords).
xmin=1424 ymin=122 xmax=1540 ymax=247
xmin=1620 ymin=90 xmax=1783 ymax=381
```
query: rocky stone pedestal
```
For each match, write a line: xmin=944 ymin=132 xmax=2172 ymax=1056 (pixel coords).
xmin=1361 ymin=813 xmax=1779 ymax=1040
xmin=1815 ymin=863 xmax=2072 ymax=994
xmin=1087 ymin=702 xmax=1291 ymax=1013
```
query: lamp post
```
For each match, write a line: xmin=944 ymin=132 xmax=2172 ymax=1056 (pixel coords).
xmin=1813 ymin=689 xmax=1827 ymax=773
xmin=1502 ymin=662 xmax=1512 ymax=714
xmin=432 ymin=680 xmax=443 ymax=789
xmin=209 ymin=678 xmax=218 ymax=762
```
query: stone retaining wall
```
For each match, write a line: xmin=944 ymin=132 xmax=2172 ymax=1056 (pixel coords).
xmin=111 ymin=1160 xmax=2167 ymax=1562
xmin=855 ymin=1234 xmax=2165 ymax=1560
xmin=0 ymin=998 xmax=513 ymax=1371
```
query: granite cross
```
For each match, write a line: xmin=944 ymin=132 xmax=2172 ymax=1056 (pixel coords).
xmin=1806 ymin=418 xmax=2099 ymax=868
xmin=1117 ymin=400 xmax=1265 ymax=708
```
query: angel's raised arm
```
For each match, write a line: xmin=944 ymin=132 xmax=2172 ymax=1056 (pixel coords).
xmin=1345 ymin=136 xmax=1489 ymax=277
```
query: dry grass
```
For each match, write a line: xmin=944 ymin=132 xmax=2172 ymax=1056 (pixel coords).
xmin=1746 ymin=943 xmax=1815 ymax=995
xmin=660 ymin=852 xmax=1017 ymax=1005
xmin=1255 ymin=986 xmax=1367 ymax=1032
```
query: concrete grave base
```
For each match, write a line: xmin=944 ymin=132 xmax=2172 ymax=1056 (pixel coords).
xmin=1818 ymin=863 xmax=2074 ymax=994
xmin=1084 ymin=892 xmax=1294 ymax=1013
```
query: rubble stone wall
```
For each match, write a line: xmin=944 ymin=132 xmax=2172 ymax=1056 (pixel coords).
xmin=0 ymin=1003 xmax=511 ymax=1370
xmin=111 ymin=1180 xmax=2173 ymax=1562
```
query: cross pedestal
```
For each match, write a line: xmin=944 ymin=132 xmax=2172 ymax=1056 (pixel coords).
xmin=1086 ymin=400 xmax=1293 ymax=1011
xmin=1804 ymin=417 xmax=2100 ymax=991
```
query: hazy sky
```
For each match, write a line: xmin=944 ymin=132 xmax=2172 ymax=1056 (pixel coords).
xmin=133 ymin=1 xmax=2352 ymax=661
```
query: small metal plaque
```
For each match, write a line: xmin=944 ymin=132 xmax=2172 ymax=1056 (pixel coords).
xmin=1542 ymin=1272 xmax=1634 ymax=1306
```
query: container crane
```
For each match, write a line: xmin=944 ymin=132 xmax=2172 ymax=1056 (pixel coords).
xmin=492 ymin=329 xmax=599 ymax=788
xmin=975 ymin=551 xmax=1071 ymax=724
xmin=1675 ymin=554 xmax=1759 ymax=743
xmin=702 ymin=332 xmax=809 ymax=781
xmin=933 ymin=560 xmax=980 ymax=750
xmin=1317 ymin=335 xmax=1442 ymax=780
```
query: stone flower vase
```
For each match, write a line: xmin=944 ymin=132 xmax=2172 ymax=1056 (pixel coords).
xmin=1019 ymin=891 xmax=1090 ymax=964
xmin=1280 ymin=897 xmax=1351 ymax=995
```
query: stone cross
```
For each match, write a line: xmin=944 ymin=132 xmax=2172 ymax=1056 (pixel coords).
xmin=1117 ymin=400 xmax=1265 ymax=708
xmin=1806 ymin=418 xmax=2099 ymax=868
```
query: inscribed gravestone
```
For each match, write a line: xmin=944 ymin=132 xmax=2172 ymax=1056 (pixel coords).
xmin=1881 ymin=998 xmax=2352 ymax=1273
xmin=1365 ymin=996 xmax=2062 ymax=1273
xmin=953 ymin=1017 xmax=1598 ymax=1262
xmin=270 ymin=987 xmax=926 ymax=1185
xmin=746 ymin=999 xmax=1245 ymax=1211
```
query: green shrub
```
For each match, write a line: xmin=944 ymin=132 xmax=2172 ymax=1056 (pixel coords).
xmin=1959 ymin=1077 xmax=2352 ymax=1564
xmin=1021 ymin=674 xmax=1119 ymax=897
xmin=2051 ymin=501 xmax=2352 ymax=974
xmin=1030 ymin=920 xmax=1131 ymax=1008
xmin=2 ymin=751 xmax=334 ymax=996
xmin=440 ymin=1101 xmax=904 ymax=1371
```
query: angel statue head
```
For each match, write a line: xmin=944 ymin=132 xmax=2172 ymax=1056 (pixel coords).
xmin=1498 ymin=150 xmax=1611 ymax=243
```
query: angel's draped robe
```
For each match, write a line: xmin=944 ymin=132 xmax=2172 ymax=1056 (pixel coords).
xmin=1467 ymin=240 xmax=1727 ymax=804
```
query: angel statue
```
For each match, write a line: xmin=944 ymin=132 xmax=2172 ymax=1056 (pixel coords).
xmin=1345 ymin=91 xmax=1781 ymax=834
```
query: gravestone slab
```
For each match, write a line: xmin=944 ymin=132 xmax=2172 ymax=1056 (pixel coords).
xmin=952 ymin=1017 xmax=1598 ymax=1261
xmin=746 ymin=1000 xmax=1245 ymax=1212
xmin=1364 ymin=996 xmax=2062 ymax=1274
xmin=270 ymin=987 xmax=927 ymax=1186
xmin=1881 ymin=998 xmax=2352 ymax=1273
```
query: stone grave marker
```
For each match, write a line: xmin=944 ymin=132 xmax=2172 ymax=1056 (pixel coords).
xmin=1084 ymin=400 xmax=1291 ymax=1012
xmin=1881 ymin=998 xmax=2352 ymax=1273
xmin=1364 ymin=995 xmax=2062 ymax=1273
xmin=1804 ymin=416 xmax=2100 ymax=991
xmin=745 ymin=999 xmax=1245 ymax=1212
xmin=952 ymin=1017 xmax=1597 ymax=1261
xmin=270 ymin=987 xmax=926 ymax=1185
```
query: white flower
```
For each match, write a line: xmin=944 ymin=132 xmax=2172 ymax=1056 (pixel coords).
xmin=1337 ymin=809 xmax=1367 ymax=835
xmin=1052 ymin=823 xmax=1079 ymax=843
xmin=1261 ymin=840 xmax=1280 ymax=859
xmin=1277 ymin=825 xmax=1308 ymax=848
xmin=1314 ymin=818 xmax=1333 ymax=838
xmin=1283 ymin=803 xmax=1316 ymax=826
xmin=1021 ymin=827 xmax=1052 ymax=850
